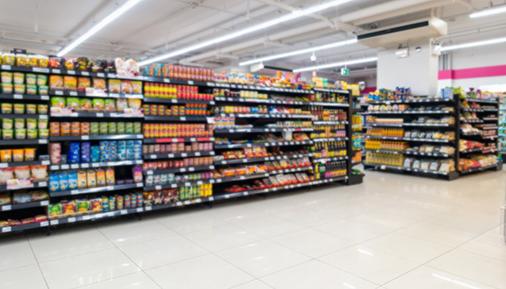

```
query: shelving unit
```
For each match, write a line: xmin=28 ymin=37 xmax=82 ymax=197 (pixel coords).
xmin=0 ymin=63 xmax=362 ymax=234
xmin=363 ymin=93 xmax=502 ymax=180
xmin=499 ymin=97 xmax=506 ymax=159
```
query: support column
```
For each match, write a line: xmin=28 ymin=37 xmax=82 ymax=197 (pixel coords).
xmin=377 ymin=40 xmax=439 ymax=96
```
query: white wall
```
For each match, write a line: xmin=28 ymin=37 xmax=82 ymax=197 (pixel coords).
xmin=378 ymin=41 xmax=438 ymax=96
xmin=439 ymin=44 xmax=506 ymax=90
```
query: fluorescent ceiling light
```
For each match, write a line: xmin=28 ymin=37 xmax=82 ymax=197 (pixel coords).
xmin=138 ymin=0 xmax=353 ymax=66
xmin=441 ymin=36 xmax=506 ymax=52
xmin=239 ymin=38 xmax=357 ymax=66
xmin=470 ymin=5 xmax=506 ymax=18
xmin=293 ymin=56 xmax=378 ymax=73
xmin=57 ymin=0 xmax=143 ymax=57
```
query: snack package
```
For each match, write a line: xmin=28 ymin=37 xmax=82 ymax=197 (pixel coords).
xmin=86 ymin=170 xmax=97 ymax=188
xmin=96 ymin=169 xmax=106 ymax=186
xmin=79 ymin=99 xmax=92 ymax=111
xmin=12 ymin=149 xmax=24 ymax=162
xmin=105 ymin=167 xmax=115 ymax=185
xmin=49 ymin=143 xmax=61 ymax=164
xmin=77 ymin=77 xmax=91 ymax=91
xmin=58 ymin=172 xmax=69 ymax=191
xmin=64 ymin=76 xmax=77 ymax=90
xmin=49 ymin=75 xmax=64 ymax=89
xmin=62 ymin=201 xmax=76 ymax=216
xmin=51 ymin=97 xmax=66 ymax=109
xmin=76 ymin=200 xmax=89 ymax=213
xmin=68 ymin=142 xmax=80 ymax=164
xmin=92 ymin=78 xmax=106 ymax=90
xmin=0 ymin=150 xmax=12 ymax=163
xmin=108 ymin=79 xmax=121 ymax=93
xmin=48 ymin=203 xmax=63 ymax=218
xmin=31 ymin=165 xmax=47 ymax=181
xmin=104 ymin=99 xmax=116 ymax=111
xmin=66 ymin=97 xmax=80 ymax=111
xmin=24 ymin=148 xmax=36 ymax=161
xmin=67 ymin=171 xmax=78 ymax=190
xmin=77 ymin=170 xmax=87 ymax=189
xmin=92 ymin=98 xmax=105 ymax=111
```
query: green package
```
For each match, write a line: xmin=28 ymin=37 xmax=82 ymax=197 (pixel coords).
xmin=90 ymin=122 xmax=99 ymax=135
xmin=133 ymin=122 xmax=142 ymax=134
xmin=66 ymin=97 xmax=80 ymax=111
xmin=108 ymin=122 xmax=117 ymax=134
xmin=117 ymin=122 xmax=125 ymax=134
xmin=99 ymin=122 xmax=108 ymax=135
xmin=27 ymin=129 xmax=38 ymax=139
xmin=51 ymin=97 xmax=66 ymax=109
xmin=125 ymin=122 xmax=134 ymax=134
xmin=92 ymin=98 xmax=105 ymax=111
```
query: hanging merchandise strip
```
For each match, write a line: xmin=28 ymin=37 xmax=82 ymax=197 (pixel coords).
xmin=0 ymin=63 xmax=361 ymax=235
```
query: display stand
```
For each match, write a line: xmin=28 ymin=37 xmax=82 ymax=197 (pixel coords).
xmin=0 ymin=64 xmax=362 ymax=235
xmin=362 ymin=94 xmax=502 ymax=180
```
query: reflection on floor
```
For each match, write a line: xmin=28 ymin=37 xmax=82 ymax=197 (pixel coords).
xmin=0 ymin=170 xmax=505 ymax=289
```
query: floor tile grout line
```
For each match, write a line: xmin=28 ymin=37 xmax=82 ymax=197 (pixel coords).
xmin=96 ymin=229 xmax=165 ymax=289
xmin=27 ymin=236 xmax=52 ymax=289
xmin=378 ymin=222 xmax=505 ymax=288
xmin=156 ymin=220 xmax=262 ymax=286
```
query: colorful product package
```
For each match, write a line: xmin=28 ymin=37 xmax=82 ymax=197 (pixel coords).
xmin=67 ymin=142 xmax=80 ymax=164
xmin=58 ymin=172 xmax=69 ymax=191
xmin=81 ymin=142 xmax=91 ymax=163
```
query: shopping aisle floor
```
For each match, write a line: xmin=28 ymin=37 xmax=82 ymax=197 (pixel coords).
xmin=1 ymin=170 xmax=505 ymax=289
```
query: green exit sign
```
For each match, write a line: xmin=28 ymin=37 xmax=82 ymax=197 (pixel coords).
xmin=341 ymin=67 xmax=350 ymax=76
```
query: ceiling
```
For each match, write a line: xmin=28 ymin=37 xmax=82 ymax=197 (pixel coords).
xmin=1 ymin=0 xmax=506 ymax=80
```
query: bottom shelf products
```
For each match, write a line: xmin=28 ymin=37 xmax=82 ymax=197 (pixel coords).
xmin=48 ymin=193 xmax=144 ymax=219
xmin=459 ymin=155 xmax=498 ymax=172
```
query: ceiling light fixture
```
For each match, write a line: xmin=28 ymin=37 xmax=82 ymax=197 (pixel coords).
xmin=293 ymin=56 xmax=378 ymax=73
xmin=57 ymin=0 xmax=143 ymax=57
xmin=441 ymin=36 xmax=506 ymax=52
xmin=470 ymin=5 xmax=506 ymax=18
xmin=138 ymin=0 xmax=353 ymax=66
xmin=239 ymin=38 xmax=357 ymax=66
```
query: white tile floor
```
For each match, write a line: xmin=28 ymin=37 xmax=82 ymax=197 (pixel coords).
xmin=0 ymin=170 xmax=505 ymax=289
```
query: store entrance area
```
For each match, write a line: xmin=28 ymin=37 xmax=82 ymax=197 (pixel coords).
xmin=1 ymin=170 xmax=504 ymax=289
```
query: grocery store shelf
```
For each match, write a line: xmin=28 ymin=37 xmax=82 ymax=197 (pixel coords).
xmin=460 ymin=148 xmax=498 ymax=155
xmin=365 ymin=135 xmax=451 ymax=143
xmin=313 ymin=88 xmax=349 ymax=94
xmin=144 ymin=115 xmax=210 ymax=122
xmin=0 ymin=200 xmax=49 ymax=212
xmin=368 ymin=123 xmax=451 ymax=128
xmin=0 ymin=159 xmax=50 ymax=169
xmin=214 ymin=153 xmax=310 ymax=166
xmin=0 ymin=114 xmax=48 ymax=119
xmin=50 ymin=207 xmax=144 ymax=226
xmin=363 ymin=110 xmax=452 ymax=115
xmin=144 ymin=165 xmax=215 ymax=175
xmin=0 ymin=93 xmax=49 ymax=101
xmin=312 ymin=137 xmax=348 ymax=142
xmin=144 ymin=151 xmax=215 ymax=160
xmin=312 ymin=156 xmax=348 ymax=163
xmin=144 ymin=97 xmax=214 ymax=105
xmin=50 ymin=160 xmax=143 ymax=171
xmin=214 ymin=96 xmax=305 ymax=106
xmin=51 ymin=89 xmax=143 ymax=99
xmin=460 ymin=163 xmax=500 ymax=175
xmin=366 ymin=98 xmax=453 ymax=105
xmin=214 ymin=127 xmax=314 ymax=134
xmin=0 ymin=139 xmax=48 ymax=146
xmin=218 ymin=113 xmax=315 ymax=119
xmin=313 ymin=121 xmax=348 ymax=125
xmin=51 ymin=112 xmax=144 ymax=119
xmin=461 ymin=119 xmax=484 ymax=124
xmin=143 ymin=137 xmax=214 ymax=144
xmin=0 ymin=181 xmax=48 ymax=191
xmin=50 ymin=183 xmax=143 ymax=197
xmin=215 ymin=140 xmax=313 ymax=149
xmin=465 ymin=99 xmax=498 ymax=104
xmin=50 ymin=134 xmax=143 ymax=141
xmin=0 ymin=221 xmax=49 ymax=234
xmin=364 ymin=164 xmax=457 ymax=179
